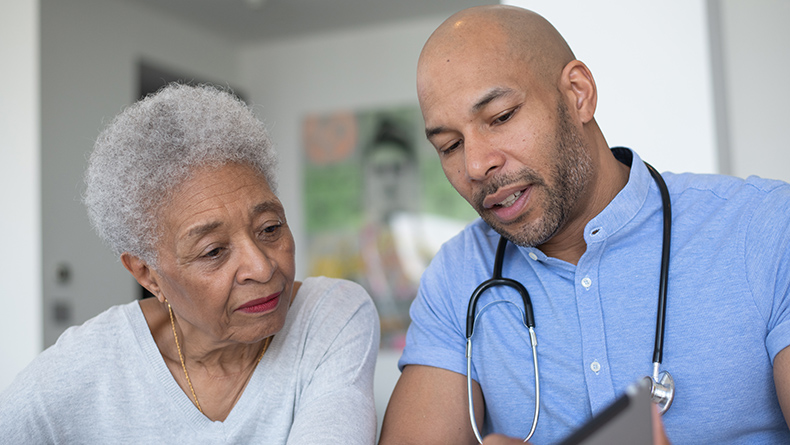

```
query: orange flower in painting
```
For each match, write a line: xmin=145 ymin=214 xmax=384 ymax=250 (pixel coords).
xmin=303 ymin=112 xmax=358 ymax=165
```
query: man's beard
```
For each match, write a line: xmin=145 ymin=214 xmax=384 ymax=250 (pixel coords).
xmin=472 ymin=100 xmax=593 ymax=248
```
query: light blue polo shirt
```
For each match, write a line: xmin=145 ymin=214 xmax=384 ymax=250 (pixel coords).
xmin=400 ymin=148 xmax=790 ymax=444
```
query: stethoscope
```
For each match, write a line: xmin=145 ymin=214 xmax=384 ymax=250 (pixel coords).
xmin=465 ymin=162 xmax=674 ymax=443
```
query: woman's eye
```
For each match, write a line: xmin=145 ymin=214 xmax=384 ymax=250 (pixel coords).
xmin=259 ymin=222 xmax=283 ymax=238
xmin=204 ymin=247 xmax=222 ymax=258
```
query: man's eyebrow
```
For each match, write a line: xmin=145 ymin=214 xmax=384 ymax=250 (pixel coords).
xmin=471 ymin=87 xmax=516 ymax=113
xmin=424 ymin=87 xmax=517 ymax=140
xmin=425 ymin=125 xmax=446 ymax=140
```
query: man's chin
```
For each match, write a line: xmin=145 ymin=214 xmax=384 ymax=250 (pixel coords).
xmin=482 ymin=213 xmax=560 ymax=249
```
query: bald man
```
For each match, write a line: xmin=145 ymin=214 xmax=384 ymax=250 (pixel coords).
xmin=380 ymin=5 xmax=790 ymax=444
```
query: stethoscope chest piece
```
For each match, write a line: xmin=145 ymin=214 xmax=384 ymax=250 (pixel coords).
xmin=648 ymin=370 xmax=675 ymax=415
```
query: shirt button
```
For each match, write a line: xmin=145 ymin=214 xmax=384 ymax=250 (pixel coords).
xmin=529 ymin=252 xmax=538 ymax=261
xmin=591 ymin=361 xmax=601 ymax=373
xmin=581 ymin=277 xmax=592 ymax=289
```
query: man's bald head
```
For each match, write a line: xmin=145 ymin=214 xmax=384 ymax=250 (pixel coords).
xmin=418 ymin=5 xmax=575 ymax=95
xmin=414 ymin=6 xmax=617 ymax=262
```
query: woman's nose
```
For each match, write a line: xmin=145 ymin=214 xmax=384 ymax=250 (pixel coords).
xmin=236 ymin=239 xmax=276 ymax=284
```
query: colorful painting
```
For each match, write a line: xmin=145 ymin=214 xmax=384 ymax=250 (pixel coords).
xmin=303 ymin=105 xmax=478 ymax=350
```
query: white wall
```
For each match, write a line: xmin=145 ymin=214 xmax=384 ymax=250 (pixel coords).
xmin=39 ymin=0 xmax=241 ymax=347
xmin=0 ymin=0 xmax=42 ymax=390
xmin=718 ymin=0 xmax=790 ymax=182
xmin=506 ymin=0 xmax=717 ymax=174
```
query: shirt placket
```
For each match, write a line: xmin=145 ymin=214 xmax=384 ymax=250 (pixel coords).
xmin=575 ymin=226 xmax=616 ymax=414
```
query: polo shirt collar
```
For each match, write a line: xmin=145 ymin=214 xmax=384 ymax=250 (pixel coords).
xmin=584 ymin=147 xmax=652 ymax=244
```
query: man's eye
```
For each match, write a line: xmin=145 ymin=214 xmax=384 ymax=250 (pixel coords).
xmin=494 ymin=109 xmax=515 ymax=124
xmin=263 ymin=224 xmax=281 ymax=233
xmin=441 ymin=140 xmax=462 ymax=155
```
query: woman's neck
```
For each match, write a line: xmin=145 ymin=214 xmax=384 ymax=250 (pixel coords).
xmin=138 ymin=281 xmax=301 ymax=420
xmin=141 ymin=298 xmax=262 ymax=373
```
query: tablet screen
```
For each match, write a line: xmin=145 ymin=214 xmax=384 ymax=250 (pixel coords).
xmin=556 ymin=378 xmax=654 ymax=445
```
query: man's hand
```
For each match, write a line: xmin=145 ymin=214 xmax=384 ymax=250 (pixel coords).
xmin=651 ymin=403 xmax=671 ymax=445
xmin=480 ymin=434 xmax=525 ymax=444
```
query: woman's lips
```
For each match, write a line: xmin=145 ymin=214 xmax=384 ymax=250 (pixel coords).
xmin=236 ymin=292 xmax=281 ymax=314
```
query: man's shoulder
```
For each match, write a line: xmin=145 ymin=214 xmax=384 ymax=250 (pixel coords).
xmin=665 ymin=171 xmax=790 ymax=200
xmin=421 ymin=219 xmax=505 ymax=289
xmin=438 ymin=218 xmax=496 ymax=255
xmin=662 ymin=172 xmax=790 ymax=242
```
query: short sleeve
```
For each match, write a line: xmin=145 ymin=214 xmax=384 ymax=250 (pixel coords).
xmin=399 ymin=242 xmax=472 ymax=379
xmin=744 ymin=182 xmax=790 ymax=362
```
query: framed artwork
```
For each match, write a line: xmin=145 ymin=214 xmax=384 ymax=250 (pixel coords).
xmin=303 ymin=105 xmax=477 ymax=350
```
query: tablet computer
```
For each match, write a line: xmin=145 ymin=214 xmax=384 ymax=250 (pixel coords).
xmin=556 ymin=378 xmax=654 ymax=445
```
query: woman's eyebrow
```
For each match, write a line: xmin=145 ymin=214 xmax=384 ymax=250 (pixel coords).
xmin=184 ymin=221 xmax=223 ymax=240
xmin=251 ymin=201 xmax=283 ymax=218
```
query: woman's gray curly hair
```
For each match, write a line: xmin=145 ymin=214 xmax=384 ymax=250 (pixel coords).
xmin=84 ymin=83 xmax=277 ymax=267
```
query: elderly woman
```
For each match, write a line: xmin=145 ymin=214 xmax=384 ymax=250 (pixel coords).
xmin=0 ymin=84 xmax=380 ymax=443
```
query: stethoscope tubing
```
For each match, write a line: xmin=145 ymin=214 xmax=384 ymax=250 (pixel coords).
xmin=466 ymin=236 xmax=540 ymax=443
xmin=464 ymin=161 xmax=673 ymax=441
xmin=645 ymin=162 xmax=671 ymax=366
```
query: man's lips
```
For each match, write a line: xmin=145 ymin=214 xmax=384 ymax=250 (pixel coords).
xmin=483 ymin=184 xmax=530 ymax=209
xmin=236 ymin=292 xmax=281 ymax=314
xmin=481 ymin=184 xmax=533 ymax=223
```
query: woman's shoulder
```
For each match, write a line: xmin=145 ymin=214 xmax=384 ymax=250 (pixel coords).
xmin=297 ymin=276 xmax=374 ymax=311
xmin=50 ymin=301 xmax=141 ymax=354
xmin=277 ymin=277 xmax=378 ymax=369
xmin=25 ymin=302 xmax=138 ymax=370
xmin=1 ymin=302 xmax=142 ymax=405
xmin=285 ymin=277 xmax=377 ymax=338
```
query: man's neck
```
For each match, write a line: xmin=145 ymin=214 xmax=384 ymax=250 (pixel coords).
xmin=537 ymin=148 xmax=631 ymax=265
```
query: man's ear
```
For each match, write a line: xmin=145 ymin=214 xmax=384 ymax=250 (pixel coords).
xmin=560 ymin=60 xmax=597 ymax=124
xmin=121 ymin=253 xmax=165 ymax=303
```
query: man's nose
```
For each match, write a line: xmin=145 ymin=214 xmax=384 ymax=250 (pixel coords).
xmin=464 ymin=133 xmax=505 ymax=181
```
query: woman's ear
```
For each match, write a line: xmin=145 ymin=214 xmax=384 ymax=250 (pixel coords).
xmin=121 ymin=253 xmax=165 ymax=303
xmin=560 ymin=60 xmax=597 ymax=124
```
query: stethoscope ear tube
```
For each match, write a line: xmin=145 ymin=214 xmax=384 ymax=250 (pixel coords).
xmin=465 ymin=279 xmax=535 ymax=338
xmin=466 ymin=236 xmax=536 ymax=339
